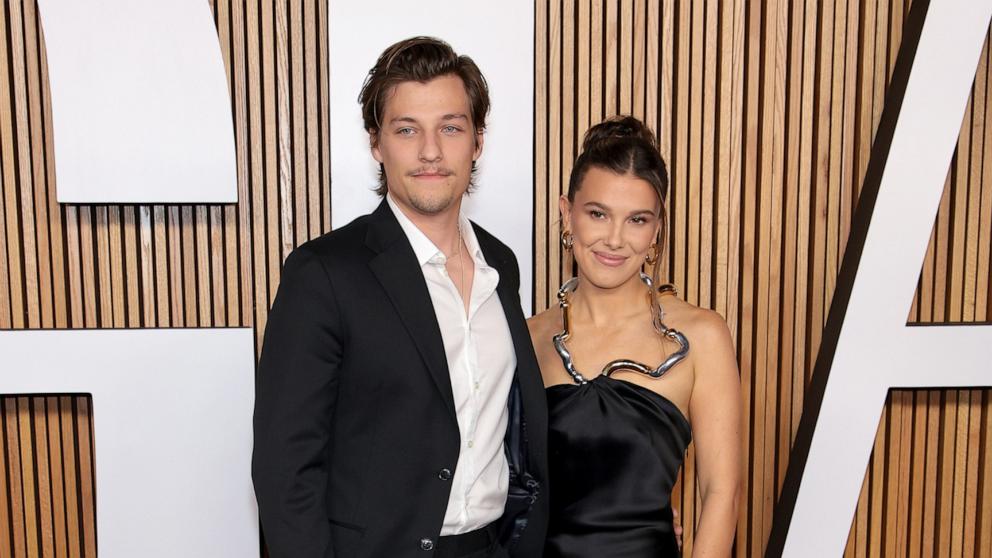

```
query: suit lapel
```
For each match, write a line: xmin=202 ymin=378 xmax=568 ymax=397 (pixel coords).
xmin=494 ymin=282 xmax=539 ymax=392
xmin=471 ymin=225 xmax=531 ymax=379
xmin=366 ymin=201 xmax=457 ymax=420
xmin=494 ymin=279 xmax=547 ymax=475
xmin=473 ymin=225 xmax=548 ymax=475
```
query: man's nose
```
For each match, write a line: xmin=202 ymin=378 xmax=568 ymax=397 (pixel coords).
xmin=419 ymin=132 xmax=442 ymax=162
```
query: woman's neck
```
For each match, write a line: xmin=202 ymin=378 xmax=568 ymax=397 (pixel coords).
xmin=569 ymin=273 xmax=650 ymax=328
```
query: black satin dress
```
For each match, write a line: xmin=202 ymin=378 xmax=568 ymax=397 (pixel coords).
xmin=545 ymin=374 xmax=691 ymax=558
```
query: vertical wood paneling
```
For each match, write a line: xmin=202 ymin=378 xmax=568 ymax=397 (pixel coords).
xmin=43 ymin=397 xmax=66 ymax=558
xmin=724 ymin=2 xmax=746 ymax=551
xmin=534 ymin=0 xmax=548 ymax=312
xmin=0 ymin=1 xmax=24 ymax=330
xmin=0 ymin=1 xmax=331 ymax=554
xmin=0 ymin=403 xmax=12 ymax=556
xmin=1 ymin=1 xmax=990 ymax=556
xmin=740 ymin=1 xmax=761 ymax=553
xmin=57 ymin=396 xmax=80 ymax=558
xmin=779 ymin=0 xmax=802 ymax=494
xmin=534 ymin=1 xmax=992 ymax=556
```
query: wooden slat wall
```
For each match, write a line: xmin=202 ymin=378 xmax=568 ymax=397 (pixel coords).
xmin=1 ymin=0 xmax=990 ymax=556
xmin=0 ymin=1 xmax=330 ymax=555
xmin=534 ymin=1 xmax=991 ymax=556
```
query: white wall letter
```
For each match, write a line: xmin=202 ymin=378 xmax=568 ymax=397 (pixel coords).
xmin=775 ymin=3 xmax=992 ymax=556
xmin=38 ymin=0 xmax=237 ymax=203
xmin=0 ymin=329 xmax=258 ymax=558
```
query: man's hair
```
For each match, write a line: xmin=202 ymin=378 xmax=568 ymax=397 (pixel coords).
xmin=359 ymin=36 xmax=490 ymax=196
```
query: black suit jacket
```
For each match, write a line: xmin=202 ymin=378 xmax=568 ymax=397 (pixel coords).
xmin=252 ymin=200 xmax=549 ymax=558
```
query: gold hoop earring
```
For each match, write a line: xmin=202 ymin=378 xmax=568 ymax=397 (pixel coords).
xmin=560 ymin=230 xmax=574 ymax=251
xmin=645 ymin=243 xmax=659 ymax=265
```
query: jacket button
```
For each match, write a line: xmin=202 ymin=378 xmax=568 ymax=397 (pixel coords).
xmin=420 ymin=537 xmax=434 ymax=551
xmin=438 ymin=468 xmax=452 ymax=481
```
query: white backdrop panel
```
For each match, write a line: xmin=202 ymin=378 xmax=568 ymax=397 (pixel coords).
xmin=38 ymin=0 xmax=237 ymax=203
xmin=329 ymin=0 xmax=535 ymax=311
xmin=0 ymin=328 xmax=258 ymax=558
xmin=780 ymin=2 xmax=992 ymax=556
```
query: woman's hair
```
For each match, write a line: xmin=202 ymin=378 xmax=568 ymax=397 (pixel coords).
xmin=359 ymin=36 xmax=490 ymax=196
xmin=568 ymin=115 xmax=671 ymax=325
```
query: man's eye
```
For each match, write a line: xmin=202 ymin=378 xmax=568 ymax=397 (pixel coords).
xmin=442 ymin=125 xmax=461 ymax=134
xmin=397 ymin=128 xmax=415 ymax=136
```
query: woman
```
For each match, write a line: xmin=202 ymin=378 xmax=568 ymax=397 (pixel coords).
xmin=528 ymin=116 xmax=741 ymax=557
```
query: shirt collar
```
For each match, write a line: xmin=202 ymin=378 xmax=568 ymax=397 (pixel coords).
xmin=386 ymin=194 xmax=487 ymax=268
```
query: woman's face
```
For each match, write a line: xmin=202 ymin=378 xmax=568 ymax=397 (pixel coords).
xmin=561 ymin=166 xmax=662 ymax=290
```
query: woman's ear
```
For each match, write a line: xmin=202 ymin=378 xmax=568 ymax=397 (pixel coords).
xmin=559 ymin=195 xmax=572 ymax=230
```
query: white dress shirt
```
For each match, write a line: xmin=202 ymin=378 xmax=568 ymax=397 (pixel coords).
xmin=386 ymin=195 xmax=516 ymax=535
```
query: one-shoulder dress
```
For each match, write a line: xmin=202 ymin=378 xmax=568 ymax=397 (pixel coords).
xmin=545 ymin=374 xmax=692 ymax=558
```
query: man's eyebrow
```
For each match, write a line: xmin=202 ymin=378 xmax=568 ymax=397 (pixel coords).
xmin=387 ymin=114 xmax=468 ymax=125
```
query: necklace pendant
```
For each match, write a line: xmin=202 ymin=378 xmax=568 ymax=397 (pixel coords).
xmin=552 ymin=275 xmax=690 ymax=385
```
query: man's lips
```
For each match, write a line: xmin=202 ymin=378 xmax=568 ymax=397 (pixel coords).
xmin=410 ymin=169 xmax=452 ymax=179
xmin=593 ymin=251 xmax=628 ymax=267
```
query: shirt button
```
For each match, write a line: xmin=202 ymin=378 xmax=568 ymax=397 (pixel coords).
xmin=474 ymin=381 xmax=480 ymax=391
xmin=438 ymin=468 xmax=452 ymax=480
xmin=420 ymin=538 xmax=434 ymax=551
xmin=467 ymin=440 xmax=474 ymax=448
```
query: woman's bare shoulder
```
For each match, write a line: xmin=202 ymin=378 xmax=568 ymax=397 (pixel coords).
xmin=659 ymin=297 xmax=739 ymax=402
xmin=527 ymin=306 xmax=559 ymax=338
xmin=657 ymin=295 xmax=733 ymax=346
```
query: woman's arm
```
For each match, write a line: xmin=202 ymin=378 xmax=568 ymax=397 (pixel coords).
xmin=686 ymin=311 xmax=742 ymax=557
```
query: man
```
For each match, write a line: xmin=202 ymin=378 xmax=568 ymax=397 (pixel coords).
xmin=252 ymin=37 xmax=548 ymax=558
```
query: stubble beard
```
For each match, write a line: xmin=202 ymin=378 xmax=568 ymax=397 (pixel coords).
xmin=405 ymin=179 xmax=466 ymax=216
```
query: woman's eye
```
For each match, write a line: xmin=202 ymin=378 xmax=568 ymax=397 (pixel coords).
xmin=589 ymin=210 xmax=606 ymax=219
xmin=630 ymin=216 xmax=647 ymax=224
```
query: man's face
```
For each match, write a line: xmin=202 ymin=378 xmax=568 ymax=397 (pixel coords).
xmin=371 ymin=74 xmax=483 ymax=218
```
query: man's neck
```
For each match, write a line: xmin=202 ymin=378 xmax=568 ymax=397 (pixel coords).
xmin=388 ymin=194 xmax=464 ymax=257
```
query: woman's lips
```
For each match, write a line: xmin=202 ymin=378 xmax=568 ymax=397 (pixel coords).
xmin=593 ymin=251 xmax=627 ymax=267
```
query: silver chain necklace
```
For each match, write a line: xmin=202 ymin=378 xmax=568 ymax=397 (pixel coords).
xmin=553 ymin=273 xmax=690 ymax=385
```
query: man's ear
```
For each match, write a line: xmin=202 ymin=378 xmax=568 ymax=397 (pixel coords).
xmin=473 ymin=129 xmax=485 ymax=161
xmin=369 ymin=129 xmax=382 ymax=163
